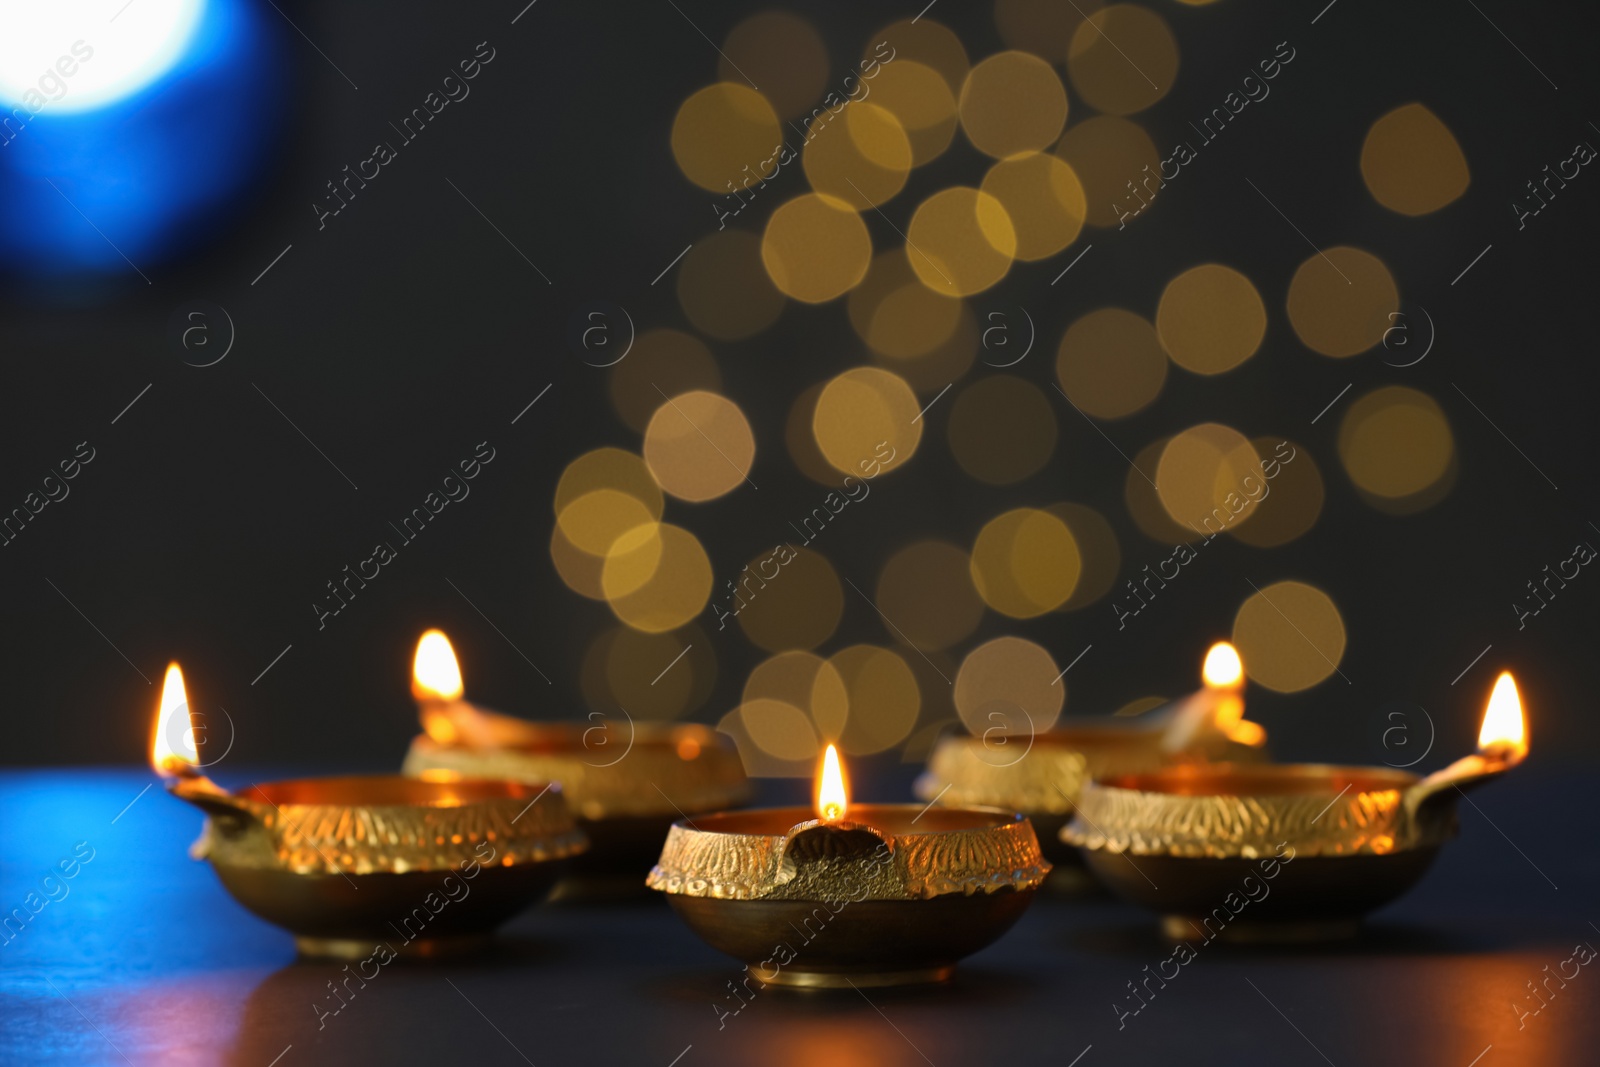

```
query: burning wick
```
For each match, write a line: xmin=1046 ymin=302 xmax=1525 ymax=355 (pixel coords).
xmin=816 ymin=744 xmax=848 ymax=823
xmin=410 ymin=629 xmax=539 ymax=749
xmin=1162 ymin=642 xmax=1262 ymax=752
xmin=151 ymin=663 xmax=200 ymax=778
xmin=1477 ymin=672 xmax=1528 ymax=763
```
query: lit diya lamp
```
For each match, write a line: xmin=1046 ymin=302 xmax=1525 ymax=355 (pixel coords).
xmin=155 ymin=663 xmax=586 ymax=958
xmin=648 ymin=744 xmax=1050 ymax=988
xmin=916 ymin=642 xmax=1267 ymax=870
xmin=401 ymin=630 xmax=750 ymax=879
xmin=1065 ymin=672 xmax=1530 ymax=943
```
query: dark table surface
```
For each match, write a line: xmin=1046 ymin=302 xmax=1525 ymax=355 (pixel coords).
xmin=3 ymin=766 xmax=1597 ymax=1067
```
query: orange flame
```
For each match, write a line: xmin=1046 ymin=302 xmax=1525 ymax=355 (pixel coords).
xmin=151 ymin=663 xmax=198 ymax=777
xmin=816 ymin=744 xmax=848 ymax=822
xmin=1202 ymin=642 xmax=1243 ymax=689
xmin=1478 ymin=671 xmax=1527 ymax=760
xmin=413 ymin=630 xmax=464 ymax=702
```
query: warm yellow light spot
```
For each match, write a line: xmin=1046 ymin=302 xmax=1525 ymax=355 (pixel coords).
xmin=979 ymin=151 xmax=1086 ymax=262
xmin=1233 ymin=581 xmax=1347 ymax=693
xmin=744 ymin=650 xmax=846 ymax=729
xmin=677 ymin=233 xmax=784 ymax=343
xmin=1055 ymin=307 xmax=1167 ymax=419
xmin=866 ymin=20 xmax=968 ymax=93
xmin=670 ymin=82 xmax=782 ymax=194
xmin=558 ymin=489 xmax=659 ymax=560
xmin=828 ymin=645 xmax=920 ymax=755
xmin=995 ymin=0 xmax=1104 ymax=63
xmin=1338 ymin=386 xmax=1454 ymax=507
xmin=1230 ymin=438 xmax=1323 ymax=548
xmin=785 ymin=383 xmax=842 ymax=486
xmin=848 ymin=250 xmax=962 ymax=360
xmin=803 ymin=102 xmax=913 ymax=209
xmin=603 ymin=523 xmax=713 ymax=633
xmin=1361 ymin=103 xmax=1470 ymax=216
xmin=734 ymin=546 xmax=844 ymax=652
xmin=947 ymin=375 xmax=1057 ymax=485
xmin=1055 ymin=115 xmax=1162 ymax=228
xmin=1286 ymin=246 xmax=1400 ymax=358
xmin=643 ymin=390 xmax=756 ymax=503
xmin=610 ymin=329 xmax=722 ymax=434
xmin=741 ymin=698 xmax=822 ymax=762
xmin=554 ymin=448 xmax=664 ymax=538
xmin=954 ymin=635 xmax=1065 ymax=737
xmin=720 ymin=11 xmax=829 ymax=121
xmin=817 ymin=743 xmax=848 ymax=821
xmin=1227 ymin=720 xmax=1267 ymax=746
xmin=761 ymin=192 xmax=873 ymax=303
xmin=1155 ymin=424 xmax=1262 ymax=534
xmin=1156 ymin=264 xmax=1267 ymax=375
xmin=1202 ymin=642 xmax=1243 ymax=689
xmin=970 ymin=507 xmax=1082 ymax=618
xmin=959 ymin=50 xmax=1069 ymax=159
xmin=906 ymin=187 xmax=1016 ymax=295
xmin=1479 ymin=672 xmax=1527 ymax=759
xmin=151 ymin=662 xmax=197 ymax=776
xmin=864 ymin=60 xmax=958 ymax=166
xmin=550 ymin=521 xmax=608 ymax=601
xmin=412 ymin=630 xmax=465 ymax=702
xmin=1050 ymin=503 xmax=1122 ymax=611
xmin=1068 ymin=5 xmax=1178 ymax=116
xmin=812 ymin=366 xmax=921 ymax=476
xmin=581 ymin=625 xmax=709 ymax=722
xmin=1125 ymin=437 xmax=1201 ymax=544
xmin=875 ymin=540 xmax=984 ymax=651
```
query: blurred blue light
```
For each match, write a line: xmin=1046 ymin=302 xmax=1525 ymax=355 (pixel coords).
xmin=0 ymin=0 xmax=286 ymax=277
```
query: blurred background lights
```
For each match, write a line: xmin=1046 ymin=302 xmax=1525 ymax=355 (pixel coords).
xmin=868 ymin=20 xmax=968 ymax=93
xmin=1055 ymin=116 xmax=1161 ymax=227
xmin=875 ymin=540 xmax=984 ymax=651
xmin=1157 ymin=264 xmax=1267 ymax=375
xmin=675 ymin=232 xmax=783 ymax=342
xmin=609 ymin=330 xmax=722 ymax=433
xmin=1050 ymin=503 xmax=1121 ymax=610
xmin=718 ymin=10 xmax=827 ymax=120
xmin=1155 ymin=424 xmax=1261 ymax=534
xmin=954 ymin=636 xmax=1064 ymax=736
xmin=849 ymin=250 xmax=963 ymax=359
xmin=995 ymin=0 xmax=1104 ymax=63
xmin=803 ymin=102 xmax=912 ymax=209
xmin=1361 ymin=102 xmax=1470 ymax=216
xmin=1055 ymin=307 xmax=1167 ymax=418
xmin=970 ymin=507 xmax=1082 ymax=617
xmin=1338 ymin=386 xmax=1455 ymax=510
xmin=1067 ymin=5 xmax=1178 ymax=116
xmin=1232 ymin=580 xmax=1347 ymax=692
xmin=670 ymin=82 xmax=780 ymax=193
xmin=1286 ymin=246 xmax=1400 ymax=357
xmin=812 ymin=366 xmax=922 ymax=475
xmin=906 ymin=186 xmax=1016 ymax=295
xmin=1230 ymin=438 xmax=1324 ymax=547
xmin=947 ymin=375 xmax=1057 ymax=485
xmin=863 ymin=60 xmax=957 ymax=166
xmin=0 ymin=0 xmax=203 ymax=112
xmin=761 ymin=192 xmax=872 ymax=303
xmin=642 ymin=390 xmax=756 ymax=503
xmin=958 ymin=51 xmax=1068 ymax=159
xmin=827 ymin=645 xmax=920 ymax=756
xmin=733 ymin=547 xmax=844 ymax=652
xmin=979 ymin=151 xmax=1087 ymax=261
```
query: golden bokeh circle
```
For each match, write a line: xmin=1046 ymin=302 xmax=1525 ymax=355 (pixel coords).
xmin=1051 ymin=502 xmax=1122 ymax=610
xmin=958 ymin=51 xmax=1069 ymax=159
xmin=762 ymin=193 xmax=873 ymax=303
xmin=995 ymin=0 xmax=1104 ymax=63
xmin=947 ymin=374 xmax=1058 ymax=485
xmin=740 ymin=698 xmax=821 ymax=761
xmin=954 ymin=635 xmax=1065 ymax=737
xmin=848 ymin=250 xmax=963 ymax=359
xmin=1286 ymin=246 xmax=1400 ymax=358
xmin=1230 ymin=438 xmax=1324 ymax=548
xmin=609 ymin=329 xmax=721 ymax=434
xmin=734 ymin=546 xmax=845 ymax=652
xmin=555 ymin=447 xmax=663 ymax=522
xmin=1055 ymin=116 xmax=1161 ymax=227
xmin=1155 ymin=424 xmax=1262 ymax=535
xmin=1067 ymin=4 xmax=1179 ymax=116
xmin=804 ymin=102 xmax=914 ymax=209
xmin=643 ymin=390 xmax=756 ymax=503
xmin=550 ymin=521 xmax=607 ymax=601
xmin=865 ymin=60 xmax=959 ymax=167
xmin=875 ymin=302 xmax=980 ymax=392
xmin=1338 ymin=386 xmax=1454 ymax=501
xmin=557 ymin=488 xmax=658 ymax=560
xmin=1361 ymin=103 xmax=1470 ymax=216
xmin=1156 ymin=264 xmax=1267 ymax=375
xmin=720 ymin=11 xmax=829 ymax=121
xmin=1126 ymin=437 xmax=1201 ymax=543
xmin=828 ymin=645 xmax=921 ymax=755
xmin=906 ymin=187 xmax=1016 ymax=296
xmin=979 ymin=152 xmax=1087 ymax=262
xmin=812 ymin=366 xmax=922 ymax=476
xmin=581 ymin=625 xmax=714 ymax=721
xmin=1233 ymin=580 xmax=1347 ymax=693
xmin=677 ymin=231 xmax=784 ymax=342
xmin=671 ymin=83 xmax=782 ymax=194
xmin=866 ymin=20 xmax=968 ymax=93
xmin=970 ymin=508 xmax=1082 ymax=618
xmin=875 ymin=540 xmax=985 ymax=651
xmin=603 ymin=523 xmax=713 ymax=633
xmin=744 ymin=650 xmax=847 ymax=726
xmin=785 ymin=383 xmax=842 ymax=486
xmin=1056 ymin=307 xmax=1167 ymax=418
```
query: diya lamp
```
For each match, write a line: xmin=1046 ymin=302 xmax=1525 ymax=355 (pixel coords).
xmin=401 ymin=630 xmax=750 ymax=880
xmin=154 ymin=662 xmax=587 ymax=958
xmin=915 ymin=642 xmax=1268 ymax=870
xmin=648 ymin=744 xmax=1050 ymax=988
xmin=1065 ymin=671 xmax=1531 ymax=943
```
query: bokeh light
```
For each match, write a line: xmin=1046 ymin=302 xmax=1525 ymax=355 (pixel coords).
xmin=828 ymin=645 xmax=921 ymax=755
xmin=1155 ymin=424 xmax=1262 ymax=535
xmin=1338 ymin=386 xmax=1455 ymax=510
xmin=786 ymin=383 xmax=843 ymax=486
xmin=1286 ymin=246 xmax=1400 ymax=357
xmin=1361 ymin=102 xmax=1470 ymax=216
xmin=1230 ymin=438 xmax=1324 ymax=548
xmin=868 ymin=20 xmax=968 ymax=93
xmin=1055 ymin=116 xmax=1162 ymax=227
xmin=979 ymin=151 xmax=1087 ymax=261
xmin=603 ymin=523 xmax=713 ymax=633
xmin=958 ymin=51 xmax=1069 ymax=159
xmin=762 ymin=192 xmax=872 ymax=303
xmin=671 ymin=82 xmax=781 ymax=193
xmin=995 ymin=0 xmax=1104 ymax=63
xmin=971 ymin=508 xmax=1082 ymax=617
xmin=677 ymin=231 xmax=784 ymax=341
xmin=1233 ymin=580 xmax=1347 ymax=692
xmin=1051 ymin=503 xmax=1122 ymax=610
xmin=554 ymin=448 xmax=663 ymax=555
xmin=812 ymin=367 xmax=922 ymax=476
xmin=580 ymin=624 xmax=713 ymax=720
xmin=609 ymin=329 xmax=721 ymax=433
xmin=1056 ymin=307 xmax=1168 ymax=418
xmin=719 ymin=11 xmax=829 ymax=121
xmin=734 ymin=547 xmax=844 ymax=652
xmin=947 ymin=375 xmax=1058 ymax=485
xmin=875 ymin=540 xmax=985 ymax=651
xmin=744 ymin=650 xmax=847 ymax=744
xmin=738 ymin=697 xmax=821 ymax=761
xmin=906 ymin=186 xmax=1016 ymax=295
xmin=954 ymin=636 xmax=1065 ymax=736
xmin=642 ymin=390 xmax=756 ymax=503
xmin=848 ymin=250 xmax=963 ymax=359
xmin=1067 ymin=5 xmax=1178 ymax=116
xmin=803 ymin=102 xmax=914 ymax=211
xmin=864 ymin=60 xmax=958 ymax=166
xmin=1156 ymin=264 xmax=1267 ymax=375
xmin=1126 ymin=437 xmax=1201 ymax=543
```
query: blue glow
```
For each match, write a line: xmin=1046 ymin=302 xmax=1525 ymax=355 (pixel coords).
xmin=0 ymin=0 xmax=285 ymax=276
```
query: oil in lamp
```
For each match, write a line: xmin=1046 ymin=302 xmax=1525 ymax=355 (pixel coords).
xmin=155 ymin=662 xmax=587 ymax=958
xmin=916 ymin=641 xmax=1268 ymax=871
xmin=401 ymin=629 xmax=750 ymax=879
xmin=1065 ymin=671 xmax=1530 ymax=942
xmin=648 ymin=744 xmax=1050 ymax=988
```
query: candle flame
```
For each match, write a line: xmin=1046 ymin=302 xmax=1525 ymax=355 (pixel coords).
xmin=413 ymin=630 xmax=464 ymax=702
xmin=1478 ymin=671 xmax=1527 ymax=759
xmin=1202 ymin=642 xmax=1243 ymax=689
xmin=816 ymin=743 xmax=848 ymax=822
xmin=150 ymin=663 xmax=198 ymax=777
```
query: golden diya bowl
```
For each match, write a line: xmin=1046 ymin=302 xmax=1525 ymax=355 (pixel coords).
xmin=1063 ymin=763 xmax=1476 ymax=943
xmin=647 ymin=804 xmax=1050 ymax=988
xmin=402 ymin=722 xmax=750 ymax=879
xmin=169 ymin=771 xmax=587 ymax=959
